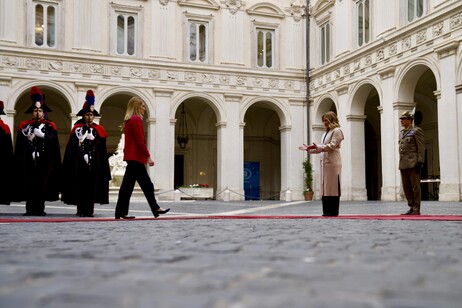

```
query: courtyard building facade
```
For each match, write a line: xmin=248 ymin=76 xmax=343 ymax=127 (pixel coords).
xmin=0 ymin=0 xmax=308 ymax=201
xmin=309 ymin=0 xmax=462 ymax=202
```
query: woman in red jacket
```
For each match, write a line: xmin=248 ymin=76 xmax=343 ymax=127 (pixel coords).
xmin=115 ymin=96 xmax=170 ymax=219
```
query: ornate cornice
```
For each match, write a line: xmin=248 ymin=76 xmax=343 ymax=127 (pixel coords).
xmin=310 ymin=7 xmax=462 ymax=97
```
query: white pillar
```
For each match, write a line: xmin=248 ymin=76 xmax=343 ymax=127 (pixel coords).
xmin=378 ymin=67 xmax=399 ymax=200
xmin=344 ymin=115 xmax=367 ymax=200
xmin=280 ymin=125 xmax=291 ymax=200
xmin=435 ymin=42 xmax=460 ymax=201
xmin=288 ymin=98 xmax=306 ymax=200
xmin=216 ymin=94 xmax=243 ymax=201
xmin=153 ymin=90 xmax=174 ymax=200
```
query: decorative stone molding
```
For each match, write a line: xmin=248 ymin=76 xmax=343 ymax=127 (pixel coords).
xmin=225 ymin=0 xmax=242 ymax=15
xmin=148 ymin=69 xmax=160 ymax=78
xmin=129 ymin=67 xmax=142 ymax=77
xmin=378 ymin=66 xmax=396 ymax=80
xmin=220 ymin=75 xmax=230 ymax=85
xmin=433 ymin=22 xmax=444 ymax=37
xmin=159 ymin=0 xmax=169 ymax=6
xmin=49 ymin=61 xmax=63 ymax=71
xmin=2 ymin=56 xmax=18 ymax=67
xmin=335 ymin=85 xmax=348 ymax=96
xmin=434 ymin=41 xmax=459 ymax=59
xmin=311 ymin=8 xmax=462 ymax=96
xmin=416 ymin=30 xmax=427 ymax=44
xmin=90 ymin=64 xmax=104 ymax=74
xmin=26 ymin=58 xmax=41 ymax=70
xmin=178 ymin=0 xmax=220 ymax=10
xmin=202 ymin=73 xmax=214 ymax=84
xmin=290 ymin=2 xmax=306 ymax=22
xmin=236 ymin=76 xmax=246 ymax=86
xmin=185 ymin=72 xmax=196 ymax=81
xmin=450 ymin=13 xmax=462 ymax=30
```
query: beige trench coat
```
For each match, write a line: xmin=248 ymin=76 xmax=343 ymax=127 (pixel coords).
xmin=309 ymin=128 xmax=344 ymax=196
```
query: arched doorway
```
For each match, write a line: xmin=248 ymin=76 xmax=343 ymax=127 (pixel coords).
xmin=364 ymin=88 xmax=381 ymax=200
xmin=243 ymin=102 xmax=281 ymax=200
xmin=99 ymin=93 xmax=140 ymax=156
xmin=174 ymin=98 xmax=217 ymax=192
xmin=398 ymin=65 xmax=438 ymax=200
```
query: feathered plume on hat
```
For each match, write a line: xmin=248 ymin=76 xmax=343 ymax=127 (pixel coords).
xmin=0 ymin=100 xmax=5 ymax=115
xmin=25 ymin=86 xmax=51 ymax=113
xmin=76 ymin=90 xmax=100 ymax=117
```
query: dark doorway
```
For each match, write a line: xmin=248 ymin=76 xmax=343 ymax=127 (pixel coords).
xmin=174 ymin=154 xmax=184 ymax=189
xmin=365 ymin=120 xmax=379 ymax=200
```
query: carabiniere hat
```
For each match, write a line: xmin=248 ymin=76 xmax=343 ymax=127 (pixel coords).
xmin=76 ymin=90 xmax=100 ymax=117
xmin=399 ymin=111 xmax=414 ymax=119
xmin=25 ymin=86 xmax=52 ymax=113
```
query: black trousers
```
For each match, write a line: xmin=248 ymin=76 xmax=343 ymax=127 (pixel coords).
xmin=25 ymin=156 xmax=51 ymax=215
xmin=115 ymin=161 xmax=159 ymax=217
xmin=322 ymin=196 xmax=340 ymax=216
xmin=76 ymin=160 xmax=98 ymax=217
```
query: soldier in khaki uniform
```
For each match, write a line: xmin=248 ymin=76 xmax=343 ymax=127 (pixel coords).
xmin=399 ymin=111 xmax=425 ymax=215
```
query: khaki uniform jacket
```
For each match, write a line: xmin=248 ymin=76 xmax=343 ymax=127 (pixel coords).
xmin=309 ymin=127 xmax=344 ymax=196
xmin=399 ymin=126 xmax=425 ymax=170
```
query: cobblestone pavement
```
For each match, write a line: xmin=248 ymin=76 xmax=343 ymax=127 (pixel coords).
xmin=1 ymin=200 xmax=462 ymax=308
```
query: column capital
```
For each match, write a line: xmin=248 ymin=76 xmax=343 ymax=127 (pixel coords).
xmin=393 ymin=101 xmax=416 ymax=110
xmin=0 ymin=77 xmax=12 ymax=86
xmin=434 ymin=40 xmax=459 ymax=59
xmin=378 ymin=66 xmax=396 ymax=80
xmin=346 ymin=114 xmax=367 ymax=122
xmin=224 ymin=93 xmax=242 ymax=102
xmin=74 ymin=83 xmax=97 ymax=91
xmin=154 ymin=89 xmax=174 ymax=97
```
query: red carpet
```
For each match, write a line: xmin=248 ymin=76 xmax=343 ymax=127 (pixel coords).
xmin=1 ymin=214 xmax=462 ymax=223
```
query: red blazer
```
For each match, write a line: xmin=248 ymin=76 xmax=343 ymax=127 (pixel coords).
xmin=123 ymin=115 xmax=150 ymax=164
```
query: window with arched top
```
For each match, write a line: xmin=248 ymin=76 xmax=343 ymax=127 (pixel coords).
xmin=33 ymin=1 xmax=57 ymax=48
xmin=356 ymin=0 xmax=370 ymax=47
xmin=408 ymin=0 xmax=425 ymax=22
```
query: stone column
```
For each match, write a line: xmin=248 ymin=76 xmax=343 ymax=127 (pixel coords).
xmin=279 ymin=124 xmax=291 ymax=201
xmin=216 ymin=94 xmax=243 ymax=201
xmin=344 ymin=114 xmax=367 ymax=200
xmin=153 ymin=90 xmax=174 ymax=200
xmin=378 ymin=67 xmax=399 ymax=200
xmin=435 ymin=41 xmax=460 ymax=201
xmin=457 ymin=84 xmax=462 ymax=199
xmin=288 ymin=98 xmax=306 ymax=200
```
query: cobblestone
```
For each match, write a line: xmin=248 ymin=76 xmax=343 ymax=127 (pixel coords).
xmin=1 ymin=200 xmax=462 ymax=307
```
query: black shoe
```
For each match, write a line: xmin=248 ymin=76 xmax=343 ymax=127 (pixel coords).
xmin=154 ymin=208 xmax=170 ymax=218
xmin=401 ymin=209 xmax=413 ymax=215
xmin=115 ymin=215 xmax=135 ymax=219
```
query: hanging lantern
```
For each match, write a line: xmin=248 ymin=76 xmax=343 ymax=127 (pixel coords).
xmin=177 ymin=103 xmax=189 ymax=149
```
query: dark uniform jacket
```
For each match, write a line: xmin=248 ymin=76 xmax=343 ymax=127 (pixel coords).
xmin=399 ymin=126 xmax=425 ymax=170
xmin=0 ymin=120 xmax=13 ymax=204
xmin=12 ymin=119 xmax=61 ymax=202
xmin=61 ymin=123 xmax=111 ymax=205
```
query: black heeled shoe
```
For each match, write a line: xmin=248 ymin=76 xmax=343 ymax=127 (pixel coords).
xmin=154 ymin=208 xmax=170 ymax=218
xmin=115 ymin=215 xmax=135 ymax=219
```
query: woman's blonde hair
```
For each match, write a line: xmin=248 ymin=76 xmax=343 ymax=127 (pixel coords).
xmin=322 ymin=111 xmax=340 ymax=130
xmin=124 ymin=96 xmax=144 ymax=122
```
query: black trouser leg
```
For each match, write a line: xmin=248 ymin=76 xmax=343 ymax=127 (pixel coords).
xmin=134 ymin=163 xmax=160 ymax=214
xmin=322 ymin=196 xmax=339 ymax=217
xmin=115 ymin=162 xmax=137 ymax=217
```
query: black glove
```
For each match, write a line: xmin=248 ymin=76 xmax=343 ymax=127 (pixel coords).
xmin=415 ymin=162 xmax=424 ymax=173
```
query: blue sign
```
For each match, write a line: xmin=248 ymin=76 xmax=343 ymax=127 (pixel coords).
xmin=244 ymin=162 xmax=260 ymax=200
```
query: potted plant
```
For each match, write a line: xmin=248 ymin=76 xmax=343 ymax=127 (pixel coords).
xmin=303 ymin=158 xmax=314 ymax=201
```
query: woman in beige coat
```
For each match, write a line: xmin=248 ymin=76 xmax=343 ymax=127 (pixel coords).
xmin=299 ymin=111 xmax=344 ymax=216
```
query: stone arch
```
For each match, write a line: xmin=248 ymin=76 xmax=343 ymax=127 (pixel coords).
xmin=240 ymin=96 xmax=290 ymax=127
xmin=395 ymin=57 xmax=440 ymax=103
xmin=312 ymin=93 xmax=338 ymax=125
xmin=348 ymin=77 xmax=382 ymax=115
xmin=170 ymin=91 xmax=224 ymax=123
xmin=98 ymin=87 xmax=155 ymax=118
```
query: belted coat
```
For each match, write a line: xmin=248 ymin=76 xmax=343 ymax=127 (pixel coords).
xmin=309 ymin=127 xmax=344 ymax=196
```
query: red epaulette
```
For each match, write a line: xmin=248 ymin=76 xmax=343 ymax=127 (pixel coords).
xmin=92 ymin=124 xmax=108 ymax=138
xmin=0 ymin=120 xmax=11 ymax=135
